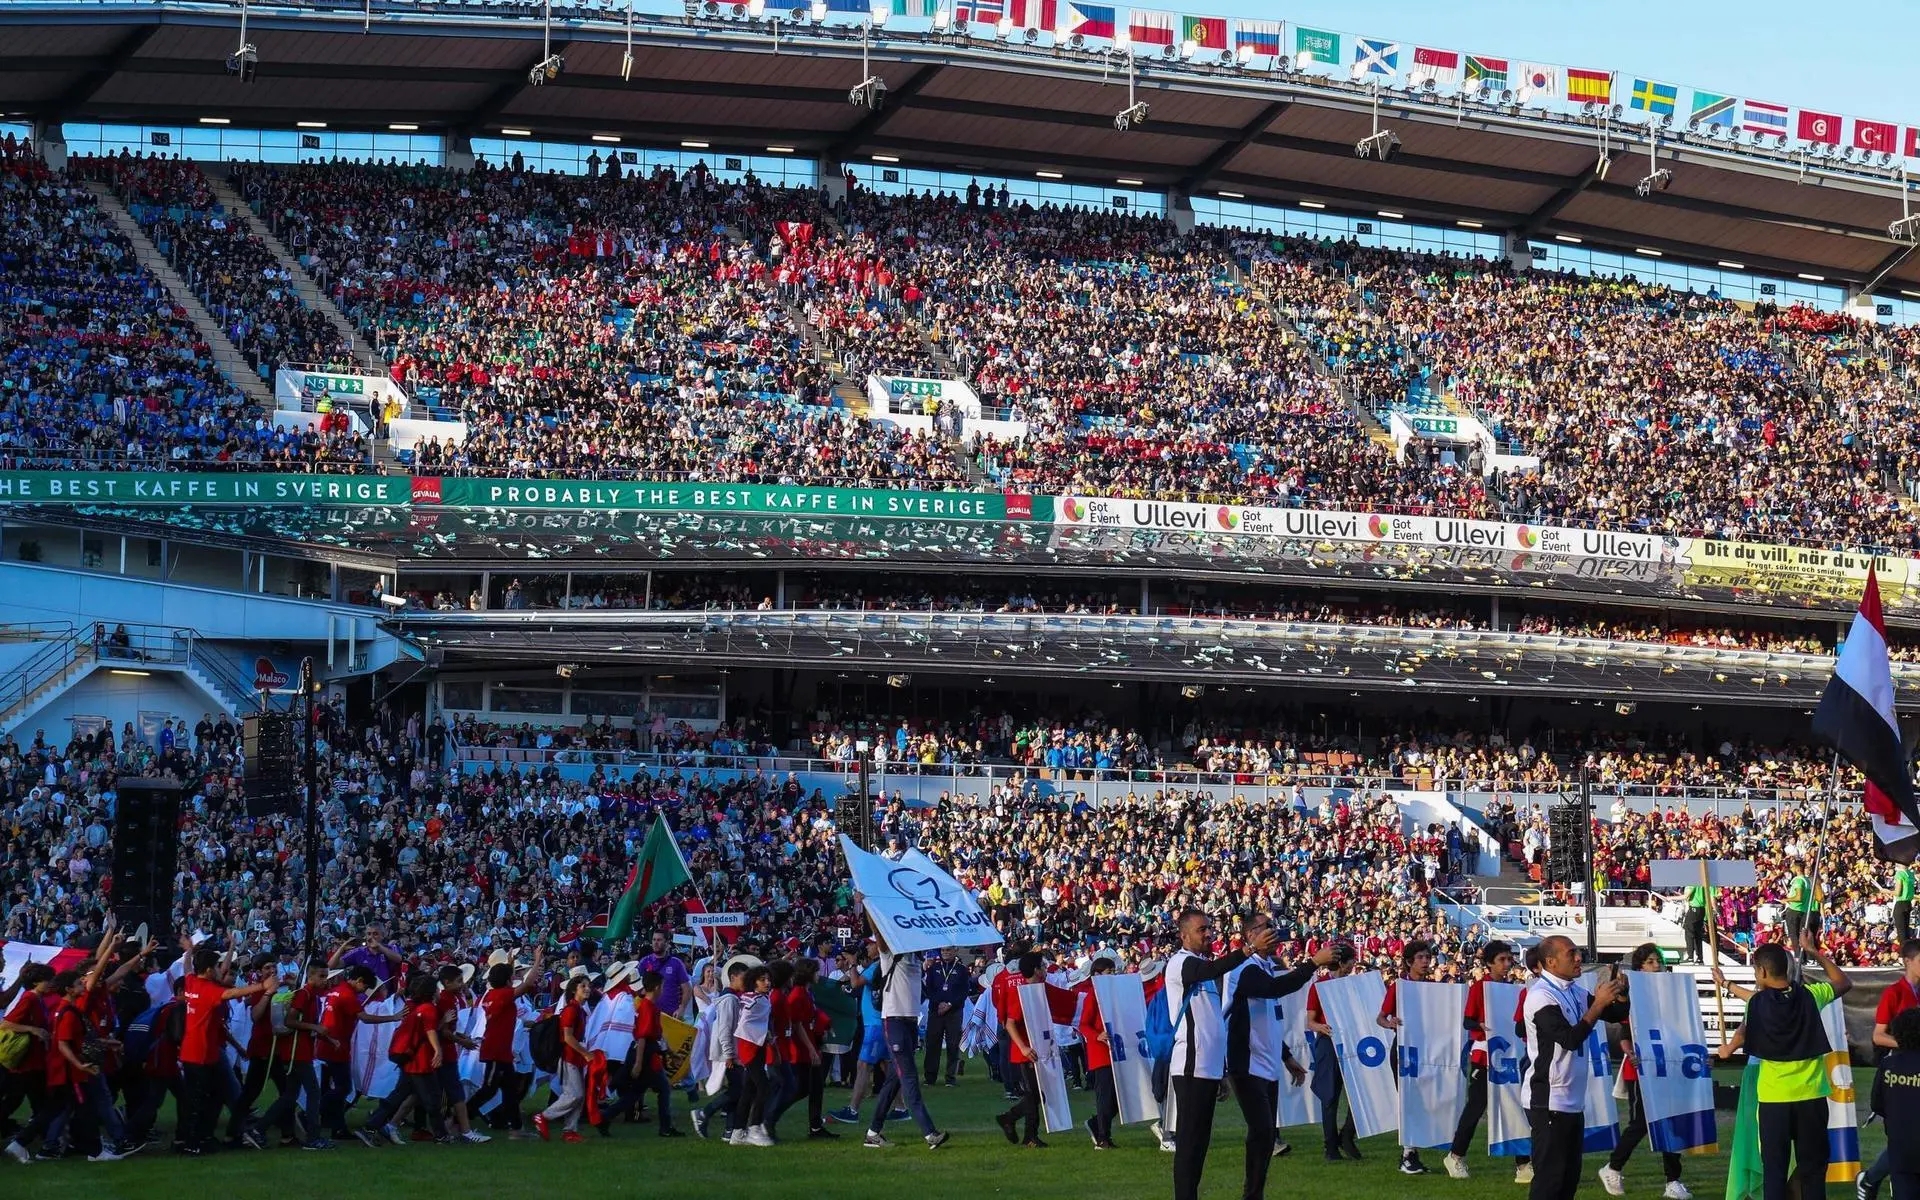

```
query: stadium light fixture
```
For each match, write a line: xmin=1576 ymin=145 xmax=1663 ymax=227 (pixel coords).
xmin=1116 ymin=177 xmax=1145 ymax=186
xmin=1634 ymin=247 xmax=1662 ymax=256
xmin=1797 ymin=272 xmax=1826 ymax=282
xmin=200 ymin=116 xmax=232 ymax=125
xmin=592 ymin=134 xmax=621 ymax=143
xmin=1555 ymin=234 xmax=1581 ymax=244
xmin=1455 ymin=219 xmax=1482 ymax=228
xmin=767 ymin=145 xmax=796 ymax=153
xmin=749 ymin=0 xmax=765 ymax=13
xmin=296 ymin=121 xmax=327 ymax=129
xmin=1218 ymin=190 xmax=1244 ymax=198
xmin=1717 ymin=261 xmax=1745 ymax=270
xmin=1036 ymin=170 xmax=1064 ymax=179
xmin=871 ymin=4 xmax=888 ymax=26
xmin=389 ymin=123 xmax=419 ymax=131
xmin=1354 ymin=81 xmax=1401 ymax=161
xmin=682 ymin=140 xmax=710 ymax=148
xmin=1236 ymin=43 xmax=1254 ymax=66
xmin=1300 ymin=200 xmax=1327 ymax=209
xmin=1903 ymin=290 xmax=1920 ymax=299
xmin=501 ymin=128 xmax=532 ymax=137
xmin=811 ymin=0 xmax=827 ymax=20
xmin=872 ymin=153 xmax=900 ymax=162
xmin=1377 ymin=210 xmax=1403 ymax=219
xmin=931 ymin=7 xmax=949 ymax=29
xmin=1890 ymin=168 xmax=1920 ymax=241
xmin=530 ymin=0 xmax=564 ymax=86
xmin=848 ymin=18 xmax=887 ymax=108
xmin=622 ymin=0 xmax=635 ymax=81
xmin=226 ymin=0 xmax=258 ymax=83
xmin=1634 ymin=125 xmax=1672 ymax=198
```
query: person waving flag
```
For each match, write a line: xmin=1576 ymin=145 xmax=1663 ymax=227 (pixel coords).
xmin=1811 ymin=567 xmax=1920 ymax=861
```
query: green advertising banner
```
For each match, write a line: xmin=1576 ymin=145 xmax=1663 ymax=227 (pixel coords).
xmin=419 ymin=477 xmax=1020 ymax=521
xmin=0 ymin=472 xmax=410 ymax=506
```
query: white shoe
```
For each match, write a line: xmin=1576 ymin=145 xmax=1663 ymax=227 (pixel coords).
xmin=1515 ymin=1165 xmax=1535 ymax=1185
xmin=88 ymin=1147 xmax=128 ymax=1163
xmin=1599 ymin=1166 xmax=1627 ymax=1197
xmin=727 ymin=1129 xmax=747 ymax=1146
xmin=1150 ymin=1120 xmax=1165 ymax=1143
xmin=4 ymin=1142 xmax=30 ymax=1165
xmin=1665 ymin=1183 xmax=1694 ymax=1200
xmin=1446 ymin=1152 xmax=1472 ymax=1179
xmin=461 ymin=1130 xmax=491 ymax=1144
xmin=1160 ymin=1138 xmax=1177 ymax=1153
xmin=744 ymin=1126 xmax=775 ymax=1148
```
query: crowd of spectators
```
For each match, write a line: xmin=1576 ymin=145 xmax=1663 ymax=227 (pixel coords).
xmin=2 ymin=705 xmax=1903 ymax=974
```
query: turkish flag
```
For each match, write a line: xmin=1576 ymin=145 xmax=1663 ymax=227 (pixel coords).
xmin=1797 ymin=109 xmax=1841 ymax=145
xmin=1855 ymin=119 xmax=1898 ymax=153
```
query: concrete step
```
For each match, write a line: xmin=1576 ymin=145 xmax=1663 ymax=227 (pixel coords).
xmin=83 ymin=182 xmax=275 ymax=410
xmin=832 ymin=381 xmax=870 ymax=419
xmin=201 ymin=170 xmax=388 ymax=378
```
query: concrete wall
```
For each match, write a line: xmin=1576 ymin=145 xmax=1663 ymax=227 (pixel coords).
xmin=0 ymin=562 xmax=384 ymax=645
xmin=14 ymin=668 xmax=217 ymax=747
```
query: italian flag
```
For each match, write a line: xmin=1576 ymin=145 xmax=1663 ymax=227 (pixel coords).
xmin=585 ymin=815 xmax=693 ymax=943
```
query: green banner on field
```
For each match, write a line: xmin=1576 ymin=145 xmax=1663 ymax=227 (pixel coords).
xmin=420 ymin=477 xmax=1020 ymax=521
xmin=0 ymin=471 xmax=410 ymax=507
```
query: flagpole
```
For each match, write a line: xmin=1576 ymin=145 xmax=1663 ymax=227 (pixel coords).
xmin=1800 ymin=750 xmax=1842 ymax=972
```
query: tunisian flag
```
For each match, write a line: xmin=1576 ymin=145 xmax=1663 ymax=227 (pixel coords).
xmin=1811 ymin=566 xmax=1920 ymax=861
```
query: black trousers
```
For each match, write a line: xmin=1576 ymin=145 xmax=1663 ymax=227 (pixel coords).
xmin=1528 ymin=1107 xmax=1586 ymax=1200
xmin=468 ymin=1061 xmax=524 ymax=1130
xmin=1758 ymin=1097 xmax=1829 ymax=1200
xmin=1320 ymin=1072 xmax=1355 ymax=1152
xmin=732 ymin=1057 xmax=768 ymax=1131
xmin=1896 ymin=900 xmax=1913 ymax=948
xmin=1171 ymin=1074 xmax=1220 ymax=1200
xmin=178 ymin=1063 xmax=224 ymax=1151
xmin=923 ymin=1006 xmax=961 ymax=1083
xmin=366 ymin=1072 xmax=445 ymax=1137
xmin=1683 ymin=909 xmax=1707 ymax=962
xmin=1230 ymin=1074 xmax=1279 ymax=1200
xmin=1000 ymin=1062 xmax=1039 ymax=1143
xmin=320 ymin=1061 xmax=352 ymax=1136
xmin=1610 ymin=1076 xmax=1682 ymax=1182
xmin=1088 ymin=1063 xmax=1117 ymax=1143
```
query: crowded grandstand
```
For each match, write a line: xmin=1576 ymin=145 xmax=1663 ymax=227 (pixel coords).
xmin=5 ymin=1 xmax=1920 ymax=1195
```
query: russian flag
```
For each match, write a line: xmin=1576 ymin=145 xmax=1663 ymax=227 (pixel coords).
xmin=1233 ymin=19 xmax=1280 ymax=58
xmin=1057 ymin=0 xmax=1113 ymax=38
xmin=1811 ymin=566 xmax=1920 ymax=861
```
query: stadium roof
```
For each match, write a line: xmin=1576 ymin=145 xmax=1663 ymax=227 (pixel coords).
xmin=5 ymin=2 xmax=1920 ymax=292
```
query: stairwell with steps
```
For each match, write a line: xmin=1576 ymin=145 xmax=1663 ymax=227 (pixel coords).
xmin=84 ymin=182 xmax=276 ymax=410
xmin=201 ymin=168 xmax=388 ymax=377
xmin=722 ymin=224 xmax=870 ymax=418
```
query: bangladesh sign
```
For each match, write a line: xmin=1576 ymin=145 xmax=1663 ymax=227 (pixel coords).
xmin=0 ymin=472 xmax=410 ymax=507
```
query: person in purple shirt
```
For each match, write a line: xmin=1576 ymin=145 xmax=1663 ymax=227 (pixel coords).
xmin=328 ymin=924 xmax=404 ymax=986
xmin=636 ymin=929 xmax=692 ymax=1018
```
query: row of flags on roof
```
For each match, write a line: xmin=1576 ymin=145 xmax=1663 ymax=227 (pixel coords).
xmin=821 ymin=3 xmax=1919 ymax=157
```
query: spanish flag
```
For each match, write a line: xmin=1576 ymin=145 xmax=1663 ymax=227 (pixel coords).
xmin=1566 ymin=68 xmax=1612 ymax=104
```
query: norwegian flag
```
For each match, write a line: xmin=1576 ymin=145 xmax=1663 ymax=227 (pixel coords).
xmin=954 ymin=0 xmax=1005 ymax=23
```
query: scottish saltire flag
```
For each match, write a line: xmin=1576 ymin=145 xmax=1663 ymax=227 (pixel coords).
xmin=1742 ymin=98 xmax=1789 ymax=137
xmin=1483 ymin=983 xmax=1532 ymax=1157
xmin=1056 ymin=0 xmax=1113 ymax=38
xmin=1627 ymin=972 xmax=1717 ymax=1153
xmin=1315 ymin=972 xmax=1399 ymax=1139
xmin=1630 ymin=78 xmax=1678 ymax=116
xmin=1396 ymin=981 xmax=1468 ymax=1151
xmin=1233 ymin=19 xmax=1281 ymax=58
xmin=1353 ymin=37 xmax=1399 ymax=76
xmin=1812 ymin=567 xmax=1920 ymax=860
xmin=1293 ymin=26 xmax=1339 ymax=66
xmin=1690 ymin=91 xmax=1736 ymax=128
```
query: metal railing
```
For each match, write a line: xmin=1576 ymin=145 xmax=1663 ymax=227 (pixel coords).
xmin=0 ymin=627 xmax=89 ymax=727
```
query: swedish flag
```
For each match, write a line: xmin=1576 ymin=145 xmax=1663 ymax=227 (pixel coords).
xmin=1631 ymin=78 xmax=1678 ymax=116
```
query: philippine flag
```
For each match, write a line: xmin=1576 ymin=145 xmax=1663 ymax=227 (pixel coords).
xmin=1811 ymin=566 xmax=1920 ymax=861
xmin=1056 ymin=0 xmax=1113 ymax=38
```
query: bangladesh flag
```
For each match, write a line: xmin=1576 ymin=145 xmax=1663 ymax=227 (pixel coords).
xmin=585 ymin=815 xmax=693 ymax=943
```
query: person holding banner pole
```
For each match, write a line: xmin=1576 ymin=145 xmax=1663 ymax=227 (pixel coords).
xmin=1598 ymin=944 xmax=1688 ymax=1200
xmin=857 ymin=895 xmax=950 ymax=1151
xmin=1079 ymin=952 xmax=1121 ymax=1150
xmin=1306 ymin=944 xmax=1362 ymax=1163
xmin=1522 ymin=935 xmax=1629 ymax=1200
xmin=1447 ymin=940 xmax=1528 ymax=1183
xmin=1223 ymin=917 xmax=1334 ymax=1200
xmin=994 ymin=951 xmax=1063 ymax=1149
xmin=1167 ymin=908 xmax=1278 ymax=1200
xmin=1378 ymin=939 xmax=1438 ymax=1177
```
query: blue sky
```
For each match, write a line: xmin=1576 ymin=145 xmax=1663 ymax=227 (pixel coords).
xmin=1193 ymin=0 xmax=1906 ymax=123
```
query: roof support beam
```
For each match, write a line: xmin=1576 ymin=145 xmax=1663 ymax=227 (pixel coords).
xmin=1863 ymin=241 xmax=1919 ymax=296
xmin=824 ymin=65 xmax=941 ymax=161
xmin=1177 ymin=101 xmax=1288 ymax=194
xmin=41 ymin=24 xmax=157 ymax=117
xmin=1250 ymin=132 xmax=1572 ymax=189
xmin=1519 ymin=162 xmax=1602 ymax=237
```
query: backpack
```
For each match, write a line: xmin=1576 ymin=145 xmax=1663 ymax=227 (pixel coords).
xmin=528 ymin=1013 xmax=564 ymax=1074
xmin=121 ymin=1004 xmax=162 ymax=1070
xmin=1143 ymin=986 xmax=1174 ymax=1063
xmin=0 ymin=1029 xmax=29 ymax=1072
xmin=164 ymin=997 xmax=187 ymax=1046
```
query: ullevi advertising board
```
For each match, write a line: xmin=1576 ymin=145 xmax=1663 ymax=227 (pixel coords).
xmin=1053 ymin=494 xmax=1681 ymax=563
xmin=415 ymin=477 xmax=1022 ymax=521
xmin=0 ymin=471 xmax=410 ymax=507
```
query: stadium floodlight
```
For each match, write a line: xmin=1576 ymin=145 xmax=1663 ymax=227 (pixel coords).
xmin=1023 ymin=27 xmax=1040 ymax=44
xmin=530 ymin=0 xmax=563 ymax=85
xmin=1181 ymin=37 xmax=1198 ymax=59
xmin=994 ymin=15 xmax=1011 ymax=37
xmin=1293 ymin=50 xmax=1314 ymax=71
xmin=1111 ymin=48 xmax=1146 ymax=131
xmin=811 ymin=0 xmax=827 ymax=20
xmin=1353 ymin=81 xmax=1400 ymax=162
xmin=226 ymin=0 xmax=257 ymax=83
xmin=700 ymin=0 xmax=720 ymax=17
xmin=849 ymin=75 xmax=886 ymax=106
xmin=1634 ymin=168 xmax=1672 ymax=197
xmin=1236 ymin=43 xmax=1254 ymax=65
xmin=930 ymin=6 xmax=949 ymax=28
xmin=1161 ymin=42 xmax=1177 ymax=59
xmin=1595 ymin=151 xmax=1611 ymax=181
xmin=748 ymin=0 xmax=765 ymax=13
xmin=870 ymin=3 xmax=887 ymax=25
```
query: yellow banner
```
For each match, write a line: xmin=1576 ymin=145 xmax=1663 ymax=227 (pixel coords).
xmin=1681 ymin=538 xmax=1919 ymax=609
xmin=659 ymin=1014 xmax=696 ymax=1087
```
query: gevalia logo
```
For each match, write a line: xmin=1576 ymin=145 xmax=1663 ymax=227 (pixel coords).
xmin=410 ymin=476 xmax=443 ymax=504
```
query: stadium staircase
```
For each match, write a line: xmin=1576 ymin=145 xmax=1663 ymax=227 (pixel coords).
xmin=0 ymin=622 xmax=255 ymax=736
xmin=201 ymin=169 xmax=389 ymax=377
xmin=722 ymin=224 xmax=869 ymax=417
xmin=83 ymin=182 xmax=276 ymax=410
